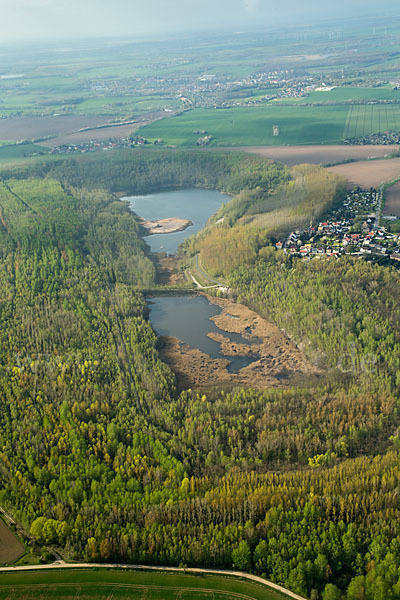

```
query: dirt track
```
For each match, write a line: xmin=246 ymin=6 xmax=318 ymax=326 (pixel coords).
xmin=328 ymin=157 xmax=400 ymax=188
xmin=239 ymin=144 xmax=397 ymax=166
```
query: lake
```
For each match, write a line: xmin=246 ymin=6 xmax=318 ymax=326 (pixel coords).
xmin=149 ymin=295 xmax=259 ymax=373
xmin=128 ymin=187 xmax=255 ymax=372
xmin=125 ymin=188 xmax=227 ymax=253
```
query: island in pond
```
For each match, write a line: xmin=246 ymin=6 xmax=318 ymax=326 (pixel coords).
xmin=140 ymin=217 xmax=193 ymax=235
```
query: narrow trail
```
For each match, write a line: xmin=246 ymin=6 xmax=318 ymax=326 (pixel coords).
xmin=194 ymin=254 xmax=224 ymax=287
xmin=0 ymin=561 xmax=308 ymax=600
xmin=0 ymin=205 xmax=9 ymax=235
xmin=188 ymin=270 xmax=220 ymax=290
xmin=2 ymin=181 xmax=39 ymax=215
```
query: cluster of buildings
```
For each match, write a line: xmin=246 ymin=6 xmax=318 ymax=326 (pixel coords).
xmin=344 ymin=129 xmax=400 ymax=145
xmin=50 ymin=136 xmax=153 ymax=154
xmin=82 ymin=68 xmax=331 ymax=113
xmin=277 ymin=188 xmax=400 ymax=262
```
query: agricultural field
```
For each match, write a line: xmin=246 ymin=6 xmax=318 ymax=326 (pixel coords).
xmin=138 ymin=105 xmax=350 ymax=147
xmin=0 ymin=570 xmax=288 ymax=600
xmin=0 ymin=115 xmax=107 ymax=142
xmin=343 ymin=103 xmax=400 ymax=139
xmin=3 ymin=25 xmax=400 ymax=149
xmin=241 ymin=144 xmax=396 ymax=166
xmin=383 ymin=180 xmax=400 ymax=216
xmin=0 ymin=521 xmax=24 ymax=564
xmin=328 ymin=156 xmax=400 ymax=188
xmin=138 ymin=103 xmax=400 ymax=147
xmin=303 ymin=85 xmax=400 ymax=104
xmin=36 ymin=112 xmax=168 ymax=148
xmin=0 ymin=143 xmax=49 ymax=161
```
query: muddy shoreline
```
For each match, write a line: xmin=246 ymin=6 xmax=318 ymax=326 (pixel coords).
xmin=159 ymin=294 xmax=322 ymax=390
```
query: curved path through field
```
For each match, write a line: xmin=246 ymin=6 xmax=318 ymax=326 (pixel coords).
xmin=0 ymin=561 xmax=307 ymax=600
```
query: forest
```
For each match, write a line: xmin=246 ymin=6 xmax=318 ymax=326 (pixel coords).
xmin=0 ymin=149 xmax=400 ymax=600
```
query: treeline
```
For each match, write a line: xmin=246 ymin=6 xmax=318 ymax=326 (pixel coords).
xmin=0 ymin=149 xmax=289 ymax=197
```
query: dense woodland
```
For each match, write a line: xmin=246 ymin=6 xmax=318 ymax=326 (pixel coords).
xmin=0 ymin=150 xmax=400 ymax=600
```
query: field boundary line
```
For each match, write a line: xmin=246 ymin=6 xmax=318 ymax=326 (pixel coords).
xmin=0 ymin=561 xmax=308 ymax=600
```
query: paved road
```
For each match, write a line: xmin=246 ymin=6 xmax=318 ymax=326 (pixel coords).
xmin=374 ymin=186 xmax=384 ymax=230
xmin=0 ymin=561 xmax=308 ymax=600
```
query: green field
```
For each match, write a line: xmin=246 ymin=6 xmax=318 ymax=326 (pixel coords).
xmin=0 ymin=143 xmax=50 ymax=161
xmin=343 ymin=103 xmax=400 ymax=138
xmin=305 ymin=86 xmax=400 ymax=103
xmin=137 ymin=102 xmax=400 ymax=147
xmin=138 ymin=106 xmax=348 ymax=146
xmin=0 ymin=570 xmax=289 ymax=600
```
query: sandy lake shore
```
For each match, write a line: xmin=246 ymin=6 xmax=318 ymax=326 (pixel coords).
xmin=140 ymin=217 xmax=193 ymax=235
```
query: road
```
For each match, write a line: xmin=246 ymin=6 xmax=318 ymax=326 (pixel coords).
xmin=194 ymin=254 xmax=225 ymax=287
xmin=0 ymin=561 xmax=308 ymax=600
xmin=374 ymin=185 xmax=384 ymax=230
xmin=188 ymin=270 xmax=219 ymax=290
xmin=0 ymin=506 xmax=15 ymax=525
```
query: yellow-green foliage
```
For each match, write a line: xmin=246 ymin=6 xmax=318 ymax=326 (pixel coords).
xmin=245 ymin=164 xmax=345 ymax=233
xmin=198 ymin=225 xmax=259 ymax=277
xmin=197 ymin=164 xmax=344 ymax=277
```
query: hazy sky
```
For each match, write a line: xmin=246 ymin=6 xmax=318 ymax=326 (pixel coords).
xmin=0 ymin=0 xmax=399 ymax=42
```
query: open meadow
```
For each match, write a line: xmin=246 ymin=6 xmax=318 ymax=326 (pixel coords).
xmin=0 ymin=570 xmax=289 ymax=600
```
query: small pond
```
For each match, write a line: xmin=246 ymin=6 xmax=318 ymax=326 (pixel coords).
xmin=149 ymin=294 xmax=259 ymax=373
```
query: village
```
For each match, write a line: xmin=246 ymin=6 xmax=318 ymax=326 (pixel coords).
xmin=277 ymin=187 xmax=400 ymax=263
xmin=49 ymin=135 xmax=155 ymax=154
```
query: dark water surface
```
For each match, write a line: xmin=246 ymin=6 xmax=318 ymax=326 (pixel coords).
xmin=132 ymin=188 xmax=257 ymax=370
xmin=149 ymin=295 xmax=259 ymax=372
xmin=125 ymin=188 xmax=227 ymax=253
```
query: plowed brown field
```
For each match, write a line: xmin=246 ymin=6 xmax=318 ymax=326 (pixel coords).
xmin=328 ymin=158 xmax=400 ymax=188
xmin=240 ymin=145 xmax=397 ymax=166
